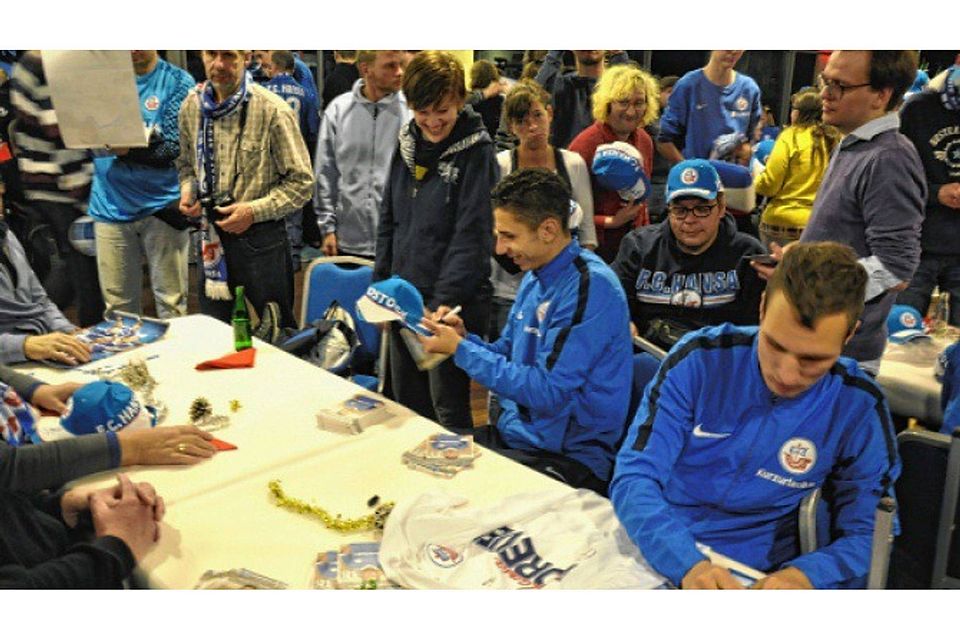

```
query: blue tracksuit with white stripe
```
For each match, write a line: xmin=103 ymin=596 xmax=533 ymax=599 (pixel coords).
xmin=610 ymin=324 xmax=900 ymax=588
xmin=453 ymin=240 xmax=633 ymax=482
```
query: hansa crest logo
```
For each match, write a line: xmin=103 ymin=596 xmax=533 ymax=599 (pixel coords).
xmin=426 ymin=544 xmax=463 ymax=568
xmin=536 ymin=301 xmax=551 ymax=324
xmin=144 ymin=95 xmax=160 ymax=111
xmin=736 ymin=96 xmax=749 ymax=111
xmin=901 ymin=311 xmax=918 ymax=328
xmin=779 ymin=438 xmax=817 ymax=475
xmin=680 ymin=168 xmax=699 ymax=185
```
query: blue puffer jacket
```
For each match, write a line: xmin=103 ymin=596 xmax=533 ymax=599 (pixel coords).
xmin=610 ymin=323 xmax=901 ymax=588
xmin=454 ymin=241 xmax=633 ymax=481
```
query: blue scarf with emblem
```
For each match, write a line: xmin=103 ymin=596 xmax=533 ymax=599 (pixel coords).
xmin=195 ymin=78 xmax=249 ymax=300
xmin=941 ymin=66 xmax=960 ymax=112
xmin=0 ymin=382 xmax=39 ymax=447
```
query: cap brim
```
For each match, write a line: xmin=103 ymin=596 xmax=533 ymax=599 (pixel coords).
xmin=667 ymin=187 xmax=716 ymax=203
xmin=889 ymin=329 xmax=931 ymax=344
xmin=356 ymin=297 xmax=403 ymax=323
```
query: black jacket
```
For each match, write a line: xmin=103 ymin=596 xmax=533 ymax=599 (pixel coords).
xmin=900 ymin=89 xmax=960 ymax=256
xmin=374 ymin=106 xmax=496 ymax=310
xmin=611 ymin=213 xmax=765 ymax=348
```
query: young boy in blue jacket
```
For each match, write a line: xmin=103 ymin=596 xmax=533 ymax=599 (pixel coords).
xmin=420 ymin=168 xmax=633 ymax=494
xmin=611 ymin=241 xmax=900 ymax=589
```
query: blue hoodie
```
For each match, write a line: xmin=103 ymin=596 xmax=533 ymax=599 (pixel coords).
xmin=611 ymin=323 xmax=900 ymax=588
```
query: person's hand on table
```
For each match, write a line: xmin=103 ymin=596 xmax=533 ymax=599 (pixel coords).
xmin=118 ymin=425 xmax=217 ymax=466
xmin=750 ymin=566 xmax=812 ymax=590
xmin=751 ymin=241 xmax=790 ymax=281
xmin=31 ymin=382 xmax=83 ymax=414
xmin=214 ymin=201 xmax=256 ymax=234
xmin=23 ymin=332 xmax=92 ymax=365
xmin=90 ymin=474 xmax=164 ymax=561
xmin=418 ymin=317 xmax=463 ymax=355
xmin=60 ymin=474 xmax=165 ymax=530
xmin=681 ymin=559 xmax=745 ymax=589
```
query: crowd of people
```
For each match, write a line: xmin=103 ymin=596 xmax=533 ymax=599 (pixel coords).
xmin=0 ymin=48 xmax=957 ymax=589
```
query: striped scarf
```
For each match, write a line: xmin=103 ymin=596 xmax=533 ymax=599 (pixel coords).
xmin=0 ymin=383 xmax=39 ymax=447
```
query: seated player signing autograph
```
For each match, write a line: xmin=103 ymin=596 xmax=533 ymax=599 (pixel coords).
xmin=419 ymin=168 xmax=632 ymax=494
xmin=610 ymin=242 xmax=900 ymax=589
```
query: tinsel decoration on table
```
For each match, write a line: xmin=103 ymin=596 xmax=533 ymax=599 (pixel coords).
xmin=268 ymin=480 xmax=394 ymax=534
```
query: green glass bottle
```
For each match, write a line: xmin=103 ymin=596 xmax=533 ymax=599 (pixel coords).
xmin=232 ymin=285 xmax=252 ymax=351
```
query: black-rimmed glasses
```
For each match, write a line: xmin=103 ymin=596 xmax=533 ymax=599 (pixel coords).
xmin=816 ymin=74 xmax=871 ymax=100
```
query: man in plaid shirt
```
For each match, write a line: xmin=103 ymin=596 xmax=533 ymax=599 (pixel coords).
xmin=177 ymin=50 xmax=313 ymax=328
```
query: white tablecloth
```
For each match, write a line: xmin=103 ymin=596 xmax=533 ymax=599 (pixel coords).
xmin=876 ymin=339 xmax=947 ymax=425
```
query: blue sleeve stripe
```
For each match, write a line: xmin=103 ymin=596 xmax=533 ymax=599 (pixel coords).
xmin=545 ymin=256 xmax=590 ymax=371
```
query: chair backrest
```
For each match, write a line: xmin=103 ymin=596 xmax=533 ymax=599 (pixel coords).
xmin=889 ymin=428 xmax=960 ymax=589
xmin=300 ymin=257 xmax=379 ymax=364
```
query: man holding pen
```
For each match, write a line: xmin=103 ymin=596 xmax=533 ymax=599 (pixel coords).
xmin=420 ymin=168 xmax=633 ymax=494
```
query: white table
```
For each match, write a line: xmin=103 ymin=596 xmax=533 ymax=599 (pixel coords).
xmin=877 ymin=338 xmax=948 ymax=425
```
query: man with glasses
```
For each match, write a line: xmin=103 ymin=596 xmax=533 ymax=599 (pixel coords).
xmin=754 ymin=51 xmax=924 ymax=376
xmin=612 ymin=159 xmax=765 ymax=350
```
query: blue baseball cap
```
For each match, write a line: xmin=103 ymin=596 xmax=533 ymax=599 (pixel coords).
xmin=754 ymin=139 xmax=776 ymax=166
xmin=887 ymin=304 xmax=930 ymax=344
xmin=591 ymin=142 xmax=651 ymax=202
xmin=666 ymin=159 xmax=723 ymax=203
xmin=60 ymin=380 xmax=155 ymax=436
xmin=356 ymin=276 xmax=429 ymax=335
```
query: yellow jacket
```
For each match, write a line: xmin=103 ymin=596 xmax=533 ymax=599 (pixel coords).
xmin=754 ymin=125 xmax=831 ymax=228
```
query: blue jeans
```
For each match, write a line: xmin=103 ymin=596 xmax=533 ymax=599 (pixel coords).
xmin=197 ymin=219 xmax=296 ymax=328
xmin=897 ymin=253 xmax=960 ymax=326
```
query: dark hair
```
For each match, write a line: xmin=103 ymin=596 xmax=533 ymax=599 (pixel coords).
xmin=791 ymin=88 xmax=840 ymax=166
xmin=270 ymin=50 xmax=295 ymax=73
xmin=764 ymin=242 xmax=867 ymax=333
xmin=402 ymin=50 xmax=466 ymax=110
xmin=502 ymin=79 xmax=550 ymax=125
xmin=868 ymin=50 xmax=919 ymax=111
xmin=470 ymin=59 xmax=500 ymax=91
xmin=491 ymin=168 xmax=571 ymax=231
xmin=659 ymin=75 xmax=679 ymax=91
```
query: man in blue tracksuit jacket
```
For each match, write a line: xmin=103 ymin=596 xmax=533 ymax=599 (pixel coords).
xmin=420 ymin=168 xmax=632 ymax=492
xmin=611 ymin=241 xmax=901 ymax=589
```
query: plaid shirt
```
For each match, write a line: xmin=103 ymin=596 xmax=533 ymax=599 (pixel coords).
xmin=177 ymin=83 xmax=313 ymax=224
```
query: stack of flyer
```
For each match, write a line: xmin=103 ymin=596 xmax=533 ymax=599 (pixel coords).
xmin=313 ymin=542 xmax=396 ymax=589
xmin=402 ymin=433 xmax=481 ymax=478
xmin=316 ymin=394 xmax=391 ymax=434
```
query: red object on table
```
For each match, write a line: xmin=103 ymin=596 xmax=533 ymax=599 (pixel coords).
xmin=195 ymin=348 xmax=256 ymax=370
xmin=209 ymin=437 xmax=237 ymax=451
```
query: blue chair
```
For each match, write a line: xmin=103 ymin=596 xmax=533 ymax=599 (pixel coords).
xmin=300 ymin=256 xmax=385 ymax=391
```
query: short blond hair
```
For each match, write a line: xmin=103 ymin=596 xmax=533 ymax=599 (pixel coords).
xmin=591 ymin=64 xmax=659 ymax=127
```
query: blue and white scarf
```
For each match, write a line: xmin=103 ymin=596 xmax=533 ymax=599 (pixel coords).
xmin=195 ymin=78 xmax=249 ymax=300
xmin=941 ymin=66 xmax=960 ymax=112
xmin=0 ymin=383 xmax=39 ymax=447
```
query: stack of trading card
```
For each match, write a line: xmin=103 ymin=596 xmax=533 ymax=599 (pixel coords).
xmin=313 ymin=542 xmax=396 ymax=589
xmin=316 ymin=394 xmax=391 ymax=434
xmin=402 ymin=433 xmax=481 ymax=478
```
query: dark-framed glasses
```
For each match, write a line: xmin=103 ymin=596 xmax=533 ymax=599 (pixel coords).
xmin=667 ymin=202 xmax=717 ymax=219
xmin=816 ymin=74 xmax=871 ymax=99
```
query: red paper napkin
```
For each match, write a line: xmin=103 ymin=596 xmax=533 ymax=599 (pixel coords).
xmin=195 ymin=348 xmax=256 ymax=370
xmin=210 ymin=437 xmax=237 ymax=451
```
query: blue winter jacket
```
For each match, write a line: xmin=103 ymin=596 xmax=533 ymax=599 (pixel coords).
xmin=610 ymin=324 xmax=901 ymax=588
xmin=454 ymin=241 xmax=633 ymax=481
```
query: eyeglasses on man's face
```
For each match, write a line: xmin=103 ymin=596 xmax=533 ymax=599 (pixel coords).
xmin=667 ymin=202 xmax=718 ymax=219
xmin=816 ymin=74 xmax=871 ymax=100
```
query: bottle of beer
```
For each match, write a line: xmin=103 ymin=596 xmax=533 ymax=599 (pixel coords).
xmin=232 ymin=286 xmax=252 ymax=351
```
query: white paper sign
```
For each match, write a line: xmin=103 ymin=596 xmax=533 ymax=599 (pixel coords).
xmin=41 ymin=50 xmax=148 ymax=149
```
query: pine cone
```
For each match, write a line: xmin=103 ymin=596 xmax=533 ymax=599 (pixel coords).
xmin=189 ymin=397 xmax=213 ymax=423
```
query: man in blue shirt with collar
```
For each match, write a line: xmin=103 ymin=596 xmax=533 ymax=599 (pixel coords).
xmin=420 ymin=168 xmax=632 ymax=494
xmin=613 ymin=242 xmax=900 ymax=589
xmin=754 ymin=51 xmax=925 ymax=375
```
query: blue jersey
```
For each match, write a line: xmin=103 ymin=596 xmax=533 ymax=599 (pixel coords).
xmin=264 ymin=73 xmax=319 ymax=149
xmin=88 ymin=59 xmax=194 ymax=222
xmin=938 ymin=340 xmax=960 ymax=435
xmin=453 ymin=241 xmax=633 ymax=481
xmin=610 ymin=324 xmax=900 ymax=588
xmin=658 ymin=69 xmax=762 ymax=160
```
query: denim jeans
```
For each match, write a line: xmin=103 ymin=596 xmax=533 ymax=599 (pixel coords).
xmin=94 ymin=215 xmax=190 ymax=319
xmin=897 ymin=253 xmax=960 ymax=326
xmin=197 ymin=218 xmax=296 ymax=328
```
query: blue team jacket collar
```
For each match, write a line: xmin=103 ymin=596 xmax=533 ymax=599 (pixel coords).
xmin=533 ymin=240 xmax=580 ymax=287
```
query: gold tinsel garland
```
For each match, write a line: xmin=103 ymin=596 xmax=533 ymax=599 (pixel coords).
xmin=267 ymin=480 xmax=394 ymax=533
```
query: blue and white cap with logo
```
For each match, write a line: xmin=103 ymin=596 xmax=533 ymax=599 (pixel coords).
xmin=59 ymin=380 xmax=156 ymax=436
xmin=591 ymin=141 xmax=651 ymax=203
xmin=665 ymin=159 xmax=723 ymax=204
xmin=887 ymin=304 xmax=930 ymax=344
xmin=356 ymin=276 xmax=430 ymax=336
